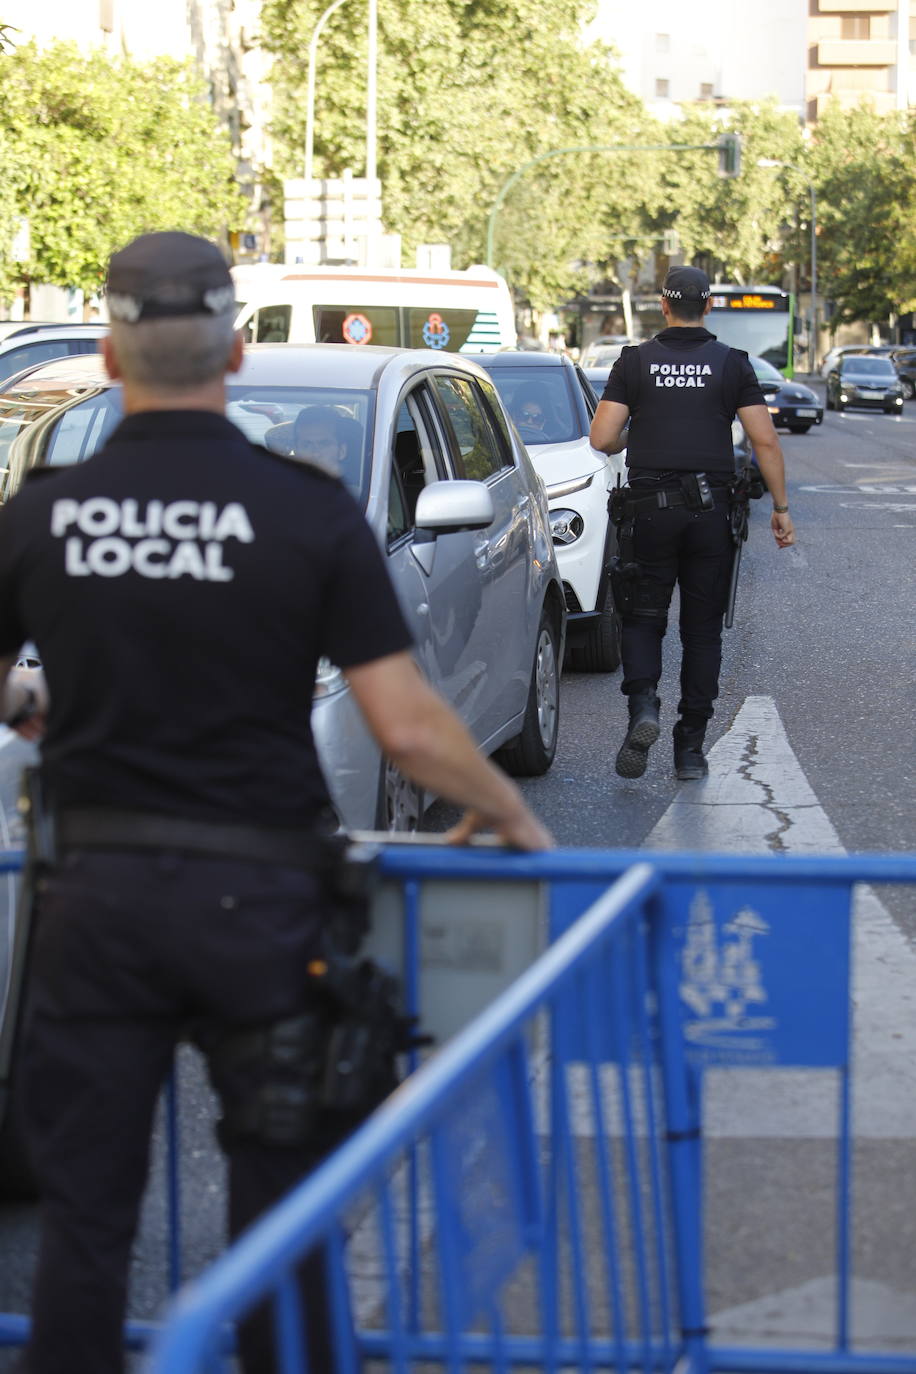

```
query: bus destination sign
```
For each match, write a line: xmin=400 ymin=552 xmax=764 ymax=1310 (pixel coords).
xmin=711 ymin=292 xmax=785 ymax=311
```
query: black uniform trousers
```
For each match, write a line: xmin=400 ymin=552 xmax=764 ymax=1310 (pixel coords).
xmin=620 ymin=490 xmax=734 ymax=722
xmin=20 ymin=847 xmax=353 ymax=1374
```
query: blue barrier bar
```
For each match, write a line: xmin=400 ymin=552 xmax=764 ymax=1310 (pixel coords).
xmin=147 ymin=862 xmax=663 ymax=1373
xmin=4 ymin=844 xmax=916 ymax=1373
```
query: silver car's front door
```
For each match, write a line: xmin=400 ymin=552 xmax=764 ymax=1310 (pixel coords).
xmin=383 ymin=386 xmax=492 ymax=736
xmin=429 ymin=373 xmax=533 ymax=745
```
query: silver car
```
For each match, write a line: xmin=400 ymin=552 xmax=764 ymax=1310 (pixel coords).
xmin=0 ymin=323 xmax=108 ymax=387
xmin=0 ymin=344 xmax=566 ymax=830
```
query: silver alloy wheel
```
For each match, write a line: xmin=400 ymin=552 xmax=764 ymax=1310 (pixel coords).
xmin=534 ymin=626 xmax=559 ymax=749
xmin=384 ymin=761 xmax=424 ymax=832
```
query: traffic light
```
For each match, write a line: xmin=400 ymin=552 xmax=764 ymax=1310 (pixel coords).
xmin=717 ymin=133 xmax=741 ymax=178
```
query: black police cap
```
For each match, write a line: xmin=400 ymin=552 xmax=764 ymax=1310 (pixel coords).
xmin=661 ymin=266 xmax=711 ymax=301
xmin=106 ymin=231 xmax=235 ymax=324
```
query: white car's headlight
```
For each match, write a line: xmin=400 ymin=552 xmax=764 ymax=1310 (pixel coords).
xmin=314 ymin=656 xmax=347 ymax=699
xmin=545 ymin=472 xmax=594 ymax=499
xmin=549 ymin=509 xmax=585 ymax=545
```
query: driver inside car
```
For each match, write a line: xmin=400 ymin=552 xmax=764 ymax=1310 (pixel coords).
xmin=510 ymin=389 xmax=549 ymax=437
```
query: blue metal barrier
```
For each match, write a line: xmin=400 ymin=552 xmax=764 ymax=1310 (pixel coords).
xmin=4 ymin=846 xmax=916 ymax=1373
xmin=144 ymin=846 xmax=916 ymax=1374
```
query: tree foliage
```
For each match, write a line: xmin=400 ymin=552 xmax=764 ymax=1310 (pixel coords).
xmin=810 ymin=102 xmax=916 ymax=326
xmin=259 ymin=0 xmax=657 ymax=308
xmin=0 ymin=41 xmax=245 ymax=301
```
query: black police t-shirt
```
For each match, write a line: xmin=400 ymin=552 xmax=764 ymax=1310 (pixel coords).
xmin=0 ymin=411 xmax=413 ymax=827
xmin=602 ymin=326 xmax=765 ymax=475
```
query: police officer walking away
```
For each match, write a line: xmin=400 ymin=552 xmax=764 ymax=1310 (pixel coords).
xmin=590 ymin=265 xmax=795 ymax=781
xmin=0 ymin=231 xmax=552 ymax=1374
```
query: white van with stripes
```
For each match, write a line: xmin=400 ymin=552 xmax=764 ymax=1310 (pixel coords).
xmin=232 ymin=264 xmax=516 ymax=354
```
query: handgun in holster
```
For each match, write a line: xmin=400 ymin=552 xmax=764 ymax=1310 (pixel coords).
xmin=312 ymin=837 xmax=431 ymax=1111
xmin=606 ymin=477 xmax=641 ymax=617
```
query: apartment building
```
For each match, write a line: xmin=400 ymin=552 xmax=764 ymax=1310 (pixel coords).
xmin=587 ymin=0 xmax=807 ymax=118
xmin=589 ymin=0 xmax=915 ymax=123
xmin=806 ymin=0 xmax=916 ymax=121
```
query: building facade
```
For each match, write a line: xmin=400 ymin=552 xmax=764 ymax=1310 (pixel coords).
xmin=589 ymin=0 xmax=916 ymax=123
xmin=587 ymin=0 xmax=807 ymax=119
xmin=806 ymin=0 xmax=916 ymax=121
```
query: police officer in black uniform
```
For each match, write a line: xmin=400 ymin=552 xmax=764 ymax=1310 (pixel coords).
xmin=0 ymin=231 xmax=552 ymax=1374
xmin=590 ymin=265 xmax=795 ymax=781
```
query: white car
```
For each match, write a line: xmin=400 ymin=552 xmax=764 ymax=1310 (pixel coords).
xmin=470 ymin=351 xmax=626 ymax=671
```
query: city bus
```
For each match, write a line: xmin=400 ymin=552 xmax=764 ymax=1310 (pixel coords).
xmin=708 ymin=285 xmax=795 ymax=378
xmin=231 ymin=264 xmax=517 ymax=354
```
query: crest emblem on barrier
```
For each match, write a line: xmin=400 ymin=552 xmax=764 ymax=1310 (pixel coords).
xmin=679 ymin=889 xmax=776 ymax=1057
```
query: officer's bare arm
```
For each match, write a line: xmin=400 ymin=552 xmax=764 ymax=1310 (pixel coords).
xmin=344 ymin=650 xmax=554 ymax=851
xmin=0 ymin=654 xmax=49 ymax=738
xmin=736 ymin=404 xmax=795 ymax=549
xmin=589 ymin=400 xmax=630 ymax=455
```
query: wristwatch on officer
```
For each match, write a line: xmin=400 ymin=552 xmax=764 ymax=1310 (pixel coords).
xmin=773 ymin=503 xmax=789 ymax=513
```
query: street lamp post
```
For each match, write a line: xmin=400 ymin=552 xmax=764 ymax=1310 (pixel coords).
xmin=758 ymin=159 xmax=817 ymax=374
xmin=304 ymin=0 xmax=349 ymax=188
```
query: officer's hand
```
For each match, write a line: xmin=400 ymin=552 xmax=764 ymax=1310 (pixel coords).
xmin=771 ymin=511 xmax=795 ymax=548
xmin=444 ymin=807 xmax=555 ymax=851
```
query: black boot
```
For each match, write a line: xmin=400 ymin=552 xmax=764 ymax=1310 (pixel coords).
xmin=673 ymin=721 xmax=708 ymax=780
xmin=615 ymin=688 xmax=660 ymax=778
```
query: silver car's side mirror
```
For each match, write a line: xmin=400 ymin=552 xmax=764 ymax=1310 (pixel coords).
xmin=414 ymin=480 xmax=494 ymax=534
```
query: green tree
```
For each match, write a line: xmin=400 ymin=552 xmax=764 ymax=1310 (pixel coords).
xmin=648 ymin=101 xmax=807 ymax=287
xmin=0 ymin=41 xmax=245 ymax=302
xmin=259 ymin=0 xmax=656 ymax=309
xmin=810 ymin=102 xmax=916 ymax=327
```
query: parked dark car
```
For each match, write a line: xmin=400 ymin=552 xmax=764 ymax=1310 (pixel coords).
xmin=750 ymin=355 xmax=823 ymax=433
xmin=890 ymin=348 xmax=916 ymax=401
xmin=825 ymin=355 xmax=905 ymax=414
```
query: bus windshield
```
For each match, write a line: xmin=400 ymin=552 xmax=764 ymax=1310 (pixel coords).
xmin=708 ymin=289 xmax=793 ymax=375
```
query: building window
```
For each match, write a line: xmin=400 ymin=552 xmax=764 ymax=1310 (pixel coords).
xmin=655 ymin=77 xmax=670 ymax=98
xmin=655 ymin=33 xmax=670 ymax=53
xmin=841 ymin=15 xmax=870 ymax=40
xmin=700 ymin=82 xmax=714 ymax=99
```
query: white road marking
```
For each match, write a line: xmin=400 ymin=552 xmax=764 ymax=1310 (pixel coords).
xmin=645 ymin=695 xmax=916 ymax=1140
xmin=841 ymin=502 xmax=916 ymax=512
xmin=710 ymin=1276 xmax=916 ymax=1347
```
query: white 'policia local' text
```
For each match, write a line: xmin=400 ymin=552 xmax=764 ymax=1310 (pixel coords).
xmin=50 ymin=497 xmax=255 ymax=582
xmin=650 ymin=363 xmax=713 ymax=389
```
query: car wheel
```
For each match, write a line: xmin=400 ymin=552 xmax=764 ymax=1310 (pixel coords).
xmin=375 ymin=758 xmax=426 ymax=833
xmin=787 ymin=423 xmax=811 ymax=434
xmin=902 ymin=377 xmax=915 ymax=400
xmin=568 ymin=585 xmax=622 ymax=673
xmin=496 ymin=609 xmax=560 ymax=776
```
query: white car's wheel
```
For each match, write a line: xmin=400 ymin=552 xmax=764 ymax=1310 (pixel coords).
xmin=568 ymin=584 xmax=622 ymax=673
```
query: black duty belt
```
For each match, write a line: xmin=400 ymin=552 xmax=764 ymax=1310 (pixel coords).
xmin=624 ymin=485 xmax=730 ymax=513
xmin=57 ymin=808 xmax=322 ymax=868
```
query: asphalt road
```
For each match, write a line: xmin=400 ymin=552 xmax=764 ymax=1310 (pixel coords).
xmin=0 ymin=387 xmax=914 ymax=1362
